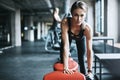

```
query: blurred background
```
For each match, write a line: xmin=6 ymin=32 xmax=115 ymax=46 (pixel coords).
xmin=0 ymin=0 xmax=120 ymax=80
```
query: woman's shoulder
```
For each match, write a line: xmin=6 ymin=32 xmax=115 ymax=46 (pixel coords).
xmin=83 ymin=22 xmax=93 ymax=36
xmin=61 ymin=18 xmax=69 ymax=30
xmin=61 ymin=18 xmax=67 ymax=24
xmin=83 ymin=22 xmax=91 ymax=30
xmin=62 ymin=17 xmax=71 ymax=22
xmin=61 ymin=17 xmax=71 ymax=25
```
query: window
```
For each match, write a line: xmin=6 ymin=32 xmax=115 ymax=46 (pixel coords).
xmin=95 ymin=0 xmax=104 ymax=35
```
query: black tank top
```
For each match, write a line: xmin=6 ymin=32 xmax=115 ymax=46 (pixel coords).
xmin=67 ymin=17 xmax=85 ymax=40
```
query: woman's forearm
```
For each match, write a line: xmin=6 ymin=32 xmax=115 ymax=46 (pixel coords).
xmin=87 ymin=50 xmax=93 ymax=71
xmin=63 ymin=52 xmax=69 ymax=70
xmin=63 ymin=49 xmax=69 ymax=70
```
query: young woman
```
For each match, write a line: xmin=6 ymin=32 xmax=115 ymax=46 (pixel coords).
xmin=60 ymin=0 xmax=93 ymax=79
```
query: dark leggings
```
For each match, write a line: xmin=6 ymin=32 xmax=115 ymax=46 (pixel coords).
xmin=60 ymin=36 xmax=86 ymax=74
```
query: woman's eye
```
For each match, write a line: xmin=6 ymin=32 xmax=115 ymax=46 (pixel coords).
xmin=80 ymin=14 xmax=84 ymax=17
xmin=74 ymin=14 xmax=78 ymax=16
xmin=73 ymin=14 xmax=84 ymax=17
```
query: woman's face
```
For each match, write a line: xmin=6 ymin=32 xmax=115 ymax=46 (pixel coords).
xmin=72 ymin=8 xmax=86 ymax=25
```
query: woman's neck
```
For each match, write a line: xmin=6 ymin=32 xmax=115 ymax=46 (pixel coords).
xmin=71 ymin=23 xmax=82 ymax=35
xmin=71 ymin=22 xmax=82 ymax=29
xmin=71 ymin=19 xmax=82 ymax=27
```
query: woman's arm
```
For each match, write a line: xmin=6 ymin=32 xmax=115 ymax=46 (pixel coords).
xmin=61 ymin=18 xmax=73 ymax=74
xmin=84 ymin=24 xmax=93 ymax=73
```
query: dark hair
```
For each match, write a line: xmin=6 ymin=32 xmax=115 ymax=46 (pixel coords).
xmin=70 ymin=0 xmax=88 ymax=14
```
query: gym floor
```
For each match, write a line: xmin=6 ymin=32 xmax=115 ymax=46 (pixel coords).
xmin=0 ymin=40 xmax=119 ymax=80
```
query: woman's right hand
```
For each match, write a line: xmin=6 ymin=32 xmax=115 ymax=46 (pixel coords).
xmin=63 ymin=68 xmax=75 ymax=74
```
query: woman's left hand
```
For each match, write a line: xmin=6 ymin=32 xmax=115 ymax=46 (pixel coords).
xmin=86 ymin=72 xmax=94 ymax=80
